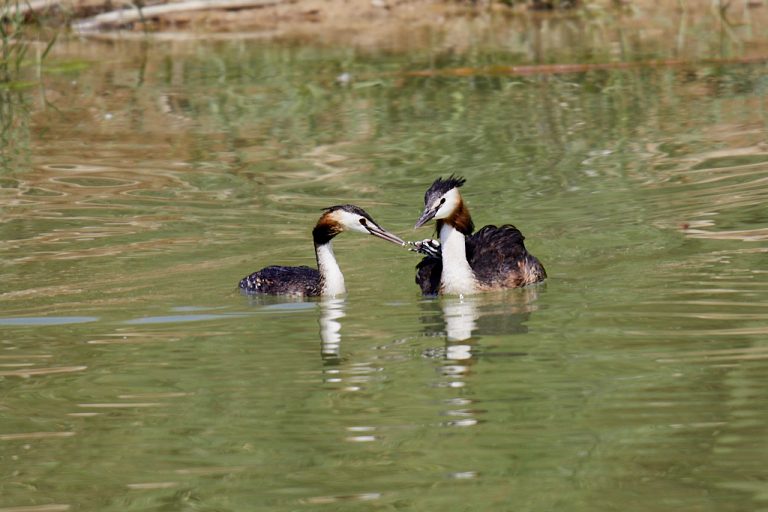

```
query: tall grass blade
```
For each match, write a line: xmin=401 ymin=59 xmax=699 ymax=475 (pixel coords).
xmin=41 ymin=31 xmax=57 ymax=61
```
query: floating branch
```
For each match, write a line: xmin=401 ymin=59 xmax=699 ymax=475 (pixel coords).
xmin=72 ymin=0 xmax=283 ymax=32
xmin=10 ymin=0 xmax=61 ymax=16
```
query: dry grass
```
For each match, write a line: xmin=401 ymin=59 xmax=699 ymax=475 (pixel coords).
xmin=19 ymin=0 xmax=768 ymax=54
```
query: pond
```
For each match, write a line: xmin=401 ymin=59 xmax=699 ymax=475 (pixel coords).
xmin=2 ymin=17 xmax=768 ymax=511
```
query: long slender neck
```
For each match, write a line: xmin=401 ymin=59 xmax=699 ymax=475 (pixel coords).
xmin=439 ymin=222 xmax=478 ymax=296
xmin=315 ymin=241 xmax=346 ymax=296
xmin=443 ymin=198 xmax=474 ymax=236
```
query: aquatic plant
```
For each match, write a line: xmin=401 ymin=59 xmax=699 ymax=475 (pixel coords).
xmin=0 ymin=0 xmax=28 ymax=83
xmin=0 ymin=1 xmax=27 ymax=171
xmin=0 ymin=0 xmax=57 ymax=84
xmin=0 ymin=1 xmax=58 ymax=172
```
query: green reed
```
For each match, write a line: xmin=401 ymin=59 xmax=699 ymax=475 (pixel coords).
xmin=0 ymin=1 xmax=58 ymax=172
xmin=0 ymin=0 xmax=27 ymax=83
xmin=1 ymin=0 xmax=57 ymax=84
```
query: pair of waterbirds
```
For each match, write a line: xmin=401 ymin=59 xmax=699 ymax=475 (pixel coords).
xmin=239 ymin=176 xmax=546 ymax=297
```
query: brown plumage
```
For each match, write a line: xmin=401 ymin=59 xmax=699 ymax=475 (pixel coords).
xmin=239 ymin=205 xmax=405 ymax=297
xmin=414 ymin=176 xmax=546 ymax=295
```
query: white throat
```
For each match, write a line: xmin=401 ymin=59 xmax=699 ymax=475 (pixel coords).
xmin=439 ymin=223 xmax=478 ymax=296
xmin=316 ymin=242 xmax=346 ymax=296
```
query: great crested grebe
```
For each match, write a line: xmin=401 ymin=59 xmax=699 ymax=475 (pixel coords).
xmin=239 ymin=205 xmax=405 ymax=297
xmin=413 ymin=176 xmax=546 ymax=296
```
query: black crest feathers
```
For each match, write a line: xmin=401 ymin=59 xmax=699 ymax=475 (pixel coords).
xmin=424 ymin=175 xmax=466 ymax=205
xmin=321 ymin=204 xmax=376 ymax=224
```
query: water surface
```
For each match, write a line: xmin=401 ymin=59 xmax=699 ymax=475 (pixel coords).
xmin=1 ymin=29 xmax=768 ymax=511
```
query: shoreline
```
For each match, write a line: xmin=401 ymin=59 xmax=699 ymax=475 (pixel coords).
xmin=15 ymin=0 xmax=767 ymax=56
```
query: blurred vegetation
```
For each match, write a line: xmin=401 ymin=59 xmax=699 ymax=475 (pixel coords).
xmin=1 ymin=1 xmax=58 ymax=83
xmin=0 ymin=87 xmax=29 ymax=172
xmin=0 ymin=0 xmax=28 ymax=83
xmin=2 ymin=0 xmax=767 ymax=174
xmin=0 ymin=0 xmax=58 ymax=172
xmin=55 ymin=39 xmax=760 ymax=209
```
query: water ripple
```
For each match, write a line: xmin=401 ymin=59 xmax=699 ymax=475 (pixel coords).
xmin=0 ymin=506 xmax=71 ymax=512
xmin=0 ymin=316 xmax=98 ymax=326
xmin=122 ymin=313 xmax=250 ymax=324
xmin=0 ymin=366 xmax=88 ymax=378
xmin=0 ymin=431 xmax=76 ymax=441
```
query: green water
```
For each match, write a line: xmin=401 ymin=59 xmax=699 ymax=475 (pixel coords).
xmin=2 ymin=31 xmax=768 ymax=511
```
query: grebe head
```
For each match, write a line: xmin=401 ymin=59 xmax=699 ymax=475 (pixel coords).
xmin=414 ymin=175 xmax=466 ymax=229
xmin=314 ymin=204 xmax=406 ymax=246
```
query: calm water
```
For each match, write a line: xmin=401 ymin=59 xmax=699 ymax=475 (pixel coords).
xmin=2 ymin=24 xmax=768 ymax=511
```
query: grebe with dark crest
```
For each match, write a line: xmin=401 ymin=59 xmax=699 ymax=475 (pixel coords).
xmin=239 ymin=205 xmax=405 ymax=297
xmin=413 ymin=176 xmax=546 ymax=296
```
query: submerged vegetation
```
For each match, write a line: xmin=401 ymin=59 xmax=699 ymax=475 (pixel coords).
xmin=0 ymin=0 xmax=27 ymax=83
xmin=0 ymin=1 xmax=56 ymax=84
xmin=0 ymin=0 xmax=766 ymax=173
xmin=0 ymin=1 xmax=31 ymax=171
xmin=0 ymin=1 xmax=57 ymax=171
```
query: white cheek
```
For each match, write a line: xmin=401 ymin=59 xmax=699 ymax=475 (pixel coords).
xmin=434 ymin=189 xmax=460 ymax=219
xmin=434 ymin=203 xmax=451 ymax=218
xmin=338 ymin=211 xmax=369 ymax=233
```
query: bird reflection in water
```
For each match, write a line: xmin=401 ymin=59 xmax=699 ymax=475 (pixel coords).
xmin=427 ymin=287 xmax=543 ymax=432
xmin=313 ymin=284 xmax=543 ymax=393
xmin=311 ymin=286 xmax=543 ymax=443
xmin=318 ymin=297 xmax=346 ymax=363
xmin=317 ymin=298 xmax=381 ymax=394
xmin=440 ymin=296 xmax=478 ymax=362
xmin=422 ymin=286 xmax=542 ymax=356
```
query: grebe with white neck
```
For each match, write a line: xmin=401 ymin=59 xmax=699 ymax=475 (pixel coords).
xmin=413 ymin=176 xmax=546 ymax=296
xmin=239 ymin=205 xmax=405 ymax=297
